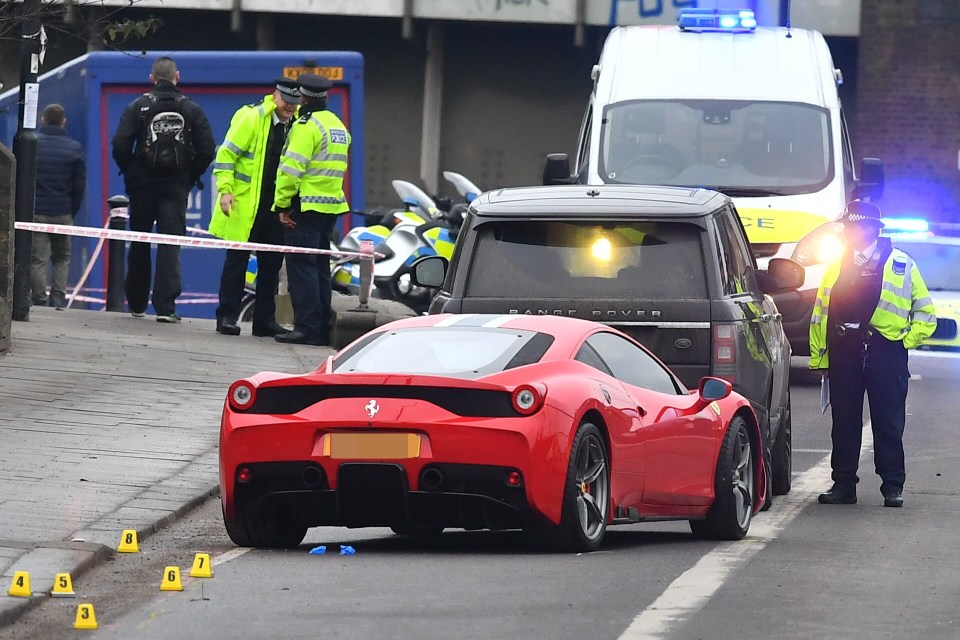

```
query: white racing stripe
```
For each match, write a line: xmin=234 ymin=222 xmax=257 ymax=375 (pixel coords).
xmin=482 ymin=315 xmax=517 ymax=328
xmin=435 ymin=314 xmax=477 ymax=327
xmin=617 ymin=425 xmax=874 ymax=640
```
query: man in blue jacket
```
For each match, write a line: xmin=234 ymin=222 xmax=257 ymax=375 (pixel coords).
xmin=31 ymin=103 xmax=86 ymax=310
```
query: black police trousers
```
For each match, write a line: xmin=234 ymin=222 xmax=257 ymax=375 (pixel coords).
xmin=215 ymin=207 xmax=285 ymax=330
xmin=827 ymin=328 xmax=910 ymax=496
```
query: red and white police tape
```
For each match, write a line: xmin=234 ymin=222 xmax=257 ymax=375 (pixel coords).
xmin=14 ymin=222 xmax=377 ymax=260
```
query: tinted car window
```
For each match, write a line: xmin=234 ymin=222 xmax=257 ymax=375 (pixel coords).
xmin=465 ymin=220 xmax=707 ymax=300
xmin=333 ymin=327 xmax=547 ymax=379
xmin=714 ymin=208 xmax=759 ymax=296
xmin=586 ymin=332 xmax=683 ymax=395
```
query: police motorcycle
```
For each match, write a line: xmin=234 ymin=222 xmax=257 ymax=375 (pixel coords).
xmin=442 ymin=170 xmax=482 ymax=215
xmin=332 ymin=179 xmax=462 ymax=312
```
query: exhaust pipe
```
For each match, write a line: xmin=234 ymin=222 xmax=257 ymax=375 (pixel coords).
xmin=301 ymin=466 xmax=323 ymax=489
xmin=420 ymin=467 xmax=444 ymax=491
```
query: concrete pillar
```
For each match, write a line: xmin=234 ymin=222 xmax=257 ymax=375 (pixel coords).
xmin=257 ymin=13 xmax=275 ymax=51
xmin=419 ymin=23 xmax=444 ymax=196
xmin=0 ymin=143 xmax=15 ymax=354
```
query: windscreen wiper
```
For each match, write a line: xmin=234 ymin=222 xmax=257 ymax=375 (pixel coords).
xmin=713 ymin=187 xmax=784 ymax=197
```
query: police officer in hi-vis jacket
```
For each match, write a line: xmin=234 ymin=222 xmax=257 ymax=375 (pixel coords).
xmin=210 ymin=77 xmax=300 ymax=338
xmin=273 ymin=74 xmax=351 ymax=346
xmin=809 ymin=201 xmax=936 ymax=508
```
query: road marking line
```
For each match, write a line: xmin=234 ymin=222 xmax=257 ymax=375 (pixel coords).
xmin=617 ymin=424 xmax=873 ymax=640
xmin=793 ymin=448 xmax=832 ymax=454
xmin=212 ymin=547 xmax=251 ymax=567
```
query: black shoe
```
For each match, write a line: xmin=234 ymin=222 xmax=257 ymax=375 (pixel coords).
xmin=817 ymin=486 xmax=857 ymax=505
xmin=217 ymin=319 xmax=241 ymax=336
xmin=252 ymin=322 xmax=291 ymax=337
xmin=275 ymin=330 xmax=322 ymax=345
xmin=50 ymin=293 xmax=66 ymax=310
xmin=883 ymin=492 xmax=903 ymax=508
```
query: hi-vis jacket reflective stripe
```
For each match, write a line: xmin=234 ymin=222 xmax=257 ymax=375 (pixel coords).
xmin=274 ymin=109 xmax=350 ymax=215
xmin=809 ymin=248 xmax=937 ymax=369
xmin=210 ymin=94 xmax=291 ymax=241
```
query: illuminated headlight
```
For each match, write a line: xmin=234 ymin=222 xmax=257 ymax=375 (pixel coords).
xmin=792 ymin=222 xmax=845 ymax=266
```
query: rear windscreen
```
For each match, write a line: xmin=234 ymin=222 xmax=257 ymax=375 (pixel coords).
xmin=465 ymin=220 xmax=708 ymax=299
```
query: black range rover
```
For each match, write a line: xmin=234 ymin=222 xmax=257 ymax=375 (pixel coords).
xmin=415 ymin=184 xmax=803 ymax=498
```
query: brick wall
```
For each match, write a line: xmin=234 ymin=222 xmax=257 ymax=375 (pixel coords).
xmin=857 ymin=0 xmax=960 ymax=222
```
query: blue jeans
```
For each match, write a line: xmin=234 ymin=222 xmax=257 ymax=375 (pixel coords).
xmin=284 ymin=212 xmax=338 ymax=338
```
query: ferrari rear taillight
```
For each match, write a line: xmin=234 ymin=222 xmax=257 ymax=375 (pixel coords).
xmin=712 ymin=323 xmax=736 ymax=382
xmin=511 ymin=384 xmax=544 ymax=416
xmin=237 ymin=466 xmax=253 ymax=483
xmin=228 ymin=380 xmax=257 ymax=412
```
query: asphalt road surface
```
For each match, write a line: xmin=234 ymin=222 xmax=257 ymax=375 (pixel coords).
xmin=3 ymin=355 xmax=959 ymax=640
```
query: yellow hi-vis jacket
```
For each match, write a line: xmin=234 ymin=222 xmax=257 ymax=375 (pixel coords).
xmin=210 ymin=94 xmax=293 ymax=241
xmin=274 ymin=108 xmax=350 ymax=215
xmin=809 ymin=247 xmax=937 ymax=370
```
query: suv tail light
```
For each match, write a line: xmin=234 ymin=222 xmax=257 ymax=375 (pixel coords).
xmin=712 ymin=323 xmax=737 ymax=382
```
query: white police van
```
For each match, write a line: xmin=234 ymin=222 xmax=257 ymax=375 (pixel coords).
xmin=544 ymin=8 xmax=884 ymax=354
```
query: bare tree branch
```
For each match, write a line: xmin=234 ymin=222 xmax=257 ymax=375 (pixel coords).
xmin=0 ymin=1 xmax=163 ymax=50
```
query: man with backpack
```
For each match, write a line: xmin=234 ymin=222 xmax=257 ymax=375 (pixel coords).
xmin=111 ymin=56 xmax=215 ymax=323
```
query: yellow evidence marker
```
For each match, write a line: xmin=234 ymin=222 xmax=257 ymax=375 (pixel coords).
xmin=117 ymin=529 xmax=139 ymax=553
xmin=74 ymin=603 xmax=98 ymax=630
xmin=7 ymin=571 xmax=31 ymax=597
xmin=160 ymin=566 xmax=183 ymax=591
xmin=189 ymin=553 xmax=213 ymax=578
xmin=52 ymin=572 xmax=76 ymax=597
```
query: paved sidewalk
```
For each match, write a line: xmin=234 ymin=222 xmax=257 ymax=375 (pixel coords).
xmin=0 ymin=306 xmax=333 ymax=625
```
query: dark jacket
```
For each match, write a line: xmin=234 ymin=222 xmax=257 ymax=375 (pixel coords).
xmin=35 ymin=125 xmax=86 ymax=217
xmin=110 ymin=80 xmax=216 ymax=192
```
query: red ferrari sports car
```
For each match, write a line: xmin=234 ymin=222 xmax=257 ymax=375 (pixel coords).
xmin=219 ymin=314 xmax=767 ymax=552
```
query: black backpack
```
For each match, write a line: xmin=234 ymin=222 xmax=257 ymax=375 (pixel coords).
xmin=137 ymin=93 xmax=192 ymax=174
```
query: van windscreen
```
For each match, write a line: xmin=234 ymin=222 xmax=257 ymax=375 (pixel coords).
xmin=464 ymin=220 xmax=708 ymax=299
xmin=600 ymin=100 xmax=831 ymax=195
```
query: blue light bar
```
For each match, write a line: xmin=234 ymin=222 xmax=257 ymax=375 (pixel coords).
xmin=678 ymin=8 xmax=757 ymax=33
xmin=881 ymin=217 xmax=929 ymax=233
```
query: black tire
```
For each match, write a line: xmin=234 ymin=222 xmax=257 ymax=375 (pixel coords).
xmin=541 ymin=422 xmax=610 ymax=552
xmin=771 ymin=391 xmax=793 ymax=496
xmin=689 ymin=416 xmax=755 ymax=541
xmin=222 ymin=501 xmax=307 ymax=549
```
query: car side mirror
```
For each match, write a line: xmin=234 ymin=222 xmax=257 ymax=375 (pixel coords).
xmin=543 ymin=153 xmax=574 ymax=185
xmin=411 ymin=255 xmax=448 ymax=288
xmin=692 ymin=376 xmax=732 ymax=412
xmin=758 ymin=258 xmax=804 ymax=294
xmin=854 ymin=157 xmax=884 ymax=200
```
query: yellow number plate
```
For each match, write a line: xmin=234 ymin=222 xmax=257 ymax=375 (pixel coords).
xmin=283 ymin=66 xmax=344 ymax=81
xmin=326 ymin=433 xmax=421 ymax=459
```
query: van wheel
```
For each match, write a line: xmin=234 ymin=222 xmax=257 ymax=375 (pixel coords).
xmin=690 ymin=416 xmax=755 ymax=541
xmin=771 ymin=391 xmax=793 ymax=495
